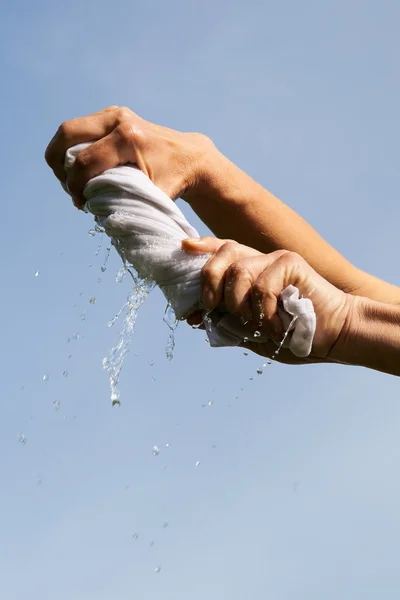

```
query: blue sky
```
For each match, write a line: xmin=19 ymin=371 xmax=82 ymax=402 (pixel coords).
xmin=2 ymin=0 xmax=400 ymax=598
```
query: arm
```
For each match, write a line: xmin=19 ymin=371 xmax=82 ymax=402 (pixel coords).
xmin=188 ymin=151 xmax=400 ymax=305
xmin=45 ymin=106 xmax=400 ymax=305
xmin=331 ymin=297 xmax=400 ymax=376
xmin=183 ymin=236 xmax=400 ymax=377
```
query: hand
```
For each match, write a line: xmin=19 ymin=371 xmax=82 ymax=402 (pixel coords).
xmin=45 ymin=106 xmax=217 ymax=209
xmin=182 ymin=237 xmax=353 ymax=364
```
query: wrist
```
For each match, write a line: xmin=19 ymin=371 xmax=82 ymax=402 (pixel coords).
xmin=182 ymin=138 xmax=243 ymax=206
xmin=330 ymin=295 xmax=400 ymax=376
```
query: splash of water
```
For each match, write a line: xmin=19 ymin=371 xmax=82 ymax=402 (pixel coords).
xmin=102 ymin=271 xmax=153 ymax=406
xmin=163 ymin=304 xmax=179 ymax=361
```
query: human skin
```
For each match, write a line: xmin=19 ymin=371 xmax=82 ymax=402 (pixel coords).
xmin=45 ymin=106 xmax=400 ymax=307
xmin=183 ymin=237 xmax=400 ymax=376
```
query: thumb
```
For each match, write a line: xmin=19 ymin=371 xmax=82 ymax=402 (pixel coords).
xmin=182 ymin=236 xmax=227 ymax=255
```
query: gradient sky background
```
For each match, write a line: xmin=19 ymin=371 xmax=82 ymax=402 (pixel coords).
xmin=2 ymin=1 xmax=400 ymax=598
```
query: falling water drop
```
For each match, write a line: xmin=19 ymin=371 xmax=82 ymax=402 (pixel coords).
xmin=34 ymin=270 xmax=40 ymax=277
xmin=89 ymin=297 xmax=96 ymax=304
xmin=195 ymin=460 xmax=201 ymax=468
xmin=132 ymin=532 xmax=139 ymax=541
xmin=42 ymin=374 xmax=49 ymax=382
xmin=63 ymin=370 xmax=68 ymax=378
xmin=17 ymin=432 xmax=27 ymax=445
xmin=152 ymin=445 xmax=160 ymax=456
xmin=154 ymin=566 xmax=161 ymax=574
xmin=253 ymin=331 xmax=261 ymax=338
xmin=53 ymin=400 xmax=61 ymax=411
xmin=88 ymin=229 xmax=96 ymax=237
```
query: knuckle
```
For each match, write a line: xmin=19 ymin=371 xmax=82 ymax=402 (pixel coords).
xmin=227 ymin=260 xmax=249 ymax=281
xmin=251 ymin=280 xmax=266 ymax=300
xmin=201 ymin=264 xmax=214 ymax=282
xmin=74 ymin=151 xmax=90 ymax=170
xmin=116 ymin=106 xmax=133 ymax=122
xmin=220 ymin=240 xmax=238 ymax=254
xmin=57 ymin=120 xmax=72 ymax=138
xmin=281 ymin=251 xmax=303 ymax=267
xmin=115 ymin=122 xmax=135 ymax=143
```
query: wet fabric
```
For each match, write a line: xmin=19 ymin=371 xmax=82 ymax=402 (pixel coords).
xmin=64 ymin=144 xmax=316 ymax=356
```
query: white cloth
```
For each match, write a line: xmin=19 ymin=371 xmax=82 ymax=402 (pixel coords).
xmin=64 ymin=143 xmax=316 ymax=357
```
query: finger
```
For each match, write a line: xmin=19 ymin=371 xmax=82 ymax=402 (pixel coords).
xmin=66 ymin=127 xmax=136 ymax=206
xmin=45 ymin=108 xmax=122 ymax=182
xmin=251 ymin=252 xmax=298 ymax=340
xmin=187 ymin=311 xmax=203 ymax=326
xmin=200 ymin=241 xmax=262 ymax=310
xmin=182 ymin=237 xmax=228 ymax=255
xmin=224 ymin=251 xmax=288 ymax=319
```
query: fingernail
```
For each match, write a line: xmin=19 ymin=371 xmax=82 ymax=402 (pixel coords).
xmin=183 ymin=238 xmax=202 ymax=248
xmin=202 ymin=284 xmax=214 ymax=310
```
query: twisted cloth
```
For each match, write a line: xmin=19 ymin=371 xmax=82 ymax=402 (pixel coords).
xmin=64 ymin=144 xmax=316 ymax=356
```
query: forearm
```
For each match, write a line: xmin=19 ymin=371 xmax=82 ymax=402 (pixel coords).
xmin=187 ymin=151 xmax=400 ymax=305
xmin=330 ymin=296 xmax=400 ymax=376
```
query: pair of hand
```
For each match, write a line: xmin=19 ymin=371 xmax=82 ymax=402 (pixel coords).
xmin=45 ymin=106 xmax=353 ymax=365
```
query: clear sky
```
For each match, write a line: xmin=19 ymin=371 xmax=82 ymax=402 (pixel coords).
xmin=2 ymin=1 xmax=400 ymax=598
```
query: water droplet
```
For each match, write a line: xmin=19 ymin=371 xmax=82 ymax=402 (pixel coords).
xmin=88 ymin=263 xmax=92 ymax=268
xmin=150 ymin=540 xmax=155 ymax=547
xmin=162 ymin=522 xmax=169 ymax=529
xmin=152 ymin=445 xmax=160 ymax=456
xmin=94 ymin=224 xmax=104 ymax=233
xmin=112 ymin=399 xmax=121 ymax=407
xmin=89 ymin=297 xmax=96 ymax=304
xmin=195 ymin=460 xmax=201 ymax=468
xmin=17 ymin=432 xmax=27 ymax=445
xmin=34 ymin=270 xmax=40 ymax=277
xmin=97 ymin=278 xmax=102 ymax=283
xmin=249 ymin=376 xmax=254 ymax=381
xmin=164 ymin=304 xmax=179 ymax=361
xmin=152 ymin=376 xmax=156 ymax=382
xmin=207 ymin=399 xmax=214 ymax=406
xmin=101 ymin=265 xmax=107 ymax=273
xmin=253 ymin=331 xmax=261 ymax=338
xmin=116 ymin=266 xmax=127 ymax=283
xmin=63 ymin=370 xmax=68 ymax=378
xmin=243 ymin=337 xmax=248 ymax=343
xmin=80 ymin=313 xmax=86 ymax=321
xmin=68 ymin=354 xmax=72 ymax=359
xmin=154 ymin=566 xmax=161 ymax=574
xmin=148 ymin=360 xmax=155 ymax=367
xmin=53 ymin=400 xmax=61 ymax=411
xmin=165 ymin=443 xmax=170 ymax=448
xmin=256 ymin=367 xmax=263 ymax=375
xmin=132 ymin=532 xmax=139 ymax=541
xmin=42 ymin=374 xmax=49 ymax=382
xmin=72 ymin=332 xmax=80 ymax=340
xmin=243 ymin=351 xmax=248 ymax=356
xmin=88 ymin=229 xmax=96 ymax=237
